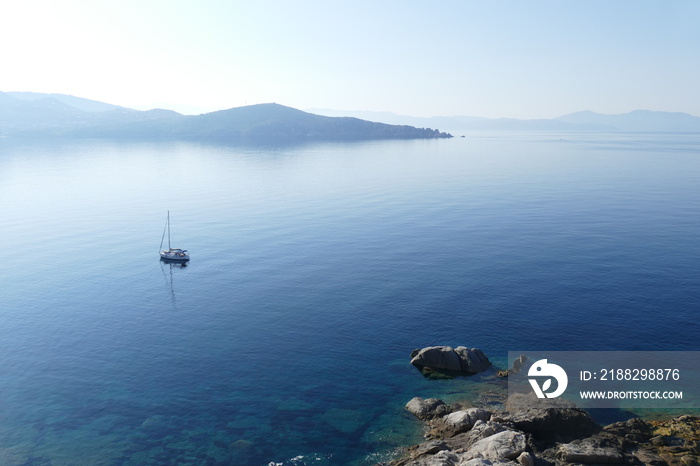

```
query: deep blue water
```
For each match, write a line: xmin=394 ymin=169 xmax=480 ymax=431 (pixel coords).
xmin=0 ymin=133 xmax=699 ymax=465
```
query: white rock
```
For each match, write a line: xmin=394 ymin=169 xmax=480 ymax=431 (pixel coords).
xmin=444 ymin=408 xmax=491 ymax=431
xmin=445 ymin=410 xmax=472 ymax=427
xmin=406 ymin=397 xmax=448 ymax=420
xmin=516 ymin=451 xmax=534 ymax=466
xmin=464 ymin=430 xmax=527 ymax=461
xmin=459 ymin=458 xmax=518 ymax=466
xmin=424 ymin=449 xmax=460 ymax=466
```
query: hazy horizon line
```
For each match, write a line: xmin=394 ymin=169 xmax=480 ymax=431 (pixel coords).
xmin=4 ymin=90 xmax=700 ymax=120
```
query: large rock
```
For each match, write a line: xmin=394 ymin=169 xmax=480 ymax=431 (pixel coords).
xmin=462 ymin=430 xmax=527 ymax=462
xmin=454 ymin=347 xmax=492 ymax=374
xmin=396 ymin=449 xmax=460 ymax=466
xmin=406 ymin=397 xmax=451 ymax=421
xmin=461 ymin=460 xmax=518 ymax=465
xmin=495 ymin=408 xmax=599 ymax=444
xmin=420 ymin=450 xmax=459 ymax=466
xmin=410 ymin=346 xmax=491 ymax=376
xmin=603 ymin=417 xmax=652 ymax=443
xmin=495 ymin=393 xmax=600 ymax=443
xmin=440 ymin=420 xmax=509 ymax=453
xmin=516 ymin=451 xmax=535 ymax=466
xmin=434 ymin=408 xmax=492 ymax=437
xmin=555 ymin=433 xmax=627 ymax=464
xmin=410 ymin=346 xmax=462 ymax=372
xmin=444 ymin=408 xmax=491 ymax=432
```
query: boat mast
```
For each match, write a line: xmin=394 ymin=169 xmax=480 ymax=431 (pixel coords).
xmin=167 ymin=210 xmax=171 ymax=250
xmin=160 ymin=211 xmax=171 ymax=252
xmin=160 ymin=212 xmax=167 ymax=252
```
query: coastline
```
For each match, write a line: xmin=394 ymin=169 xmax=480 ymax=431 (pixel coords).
xmin=382 ymin=395 xmax=700 ymax=465
xmin=378 ymin=348 xmax=700 ymax=465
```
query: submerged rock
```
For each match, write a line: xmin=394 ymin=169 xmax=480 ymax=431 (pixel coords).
xmin=139 ymin=415 xmax=172 ymax=438
xmin=321 ymin=407 xmax=371 ymax=434
xmin=229 ymin=439 xmax=255 ymax=464
xmin=362 ymin=413 xmax=425 ymax=448
xmin=0 ymin=445 xmax=31 ymax=466
xmin=498 ymin=354 xmax=528 ymax=377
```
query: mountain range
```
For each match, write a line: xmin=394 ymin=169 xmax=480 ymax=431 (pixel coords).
xmin=2 ymin=91 xmax=699 ymax=142
xmin=0 ymin=92 xmax=451 ymax=142
xmin=310 ymin=108 xmax=700 ymax=133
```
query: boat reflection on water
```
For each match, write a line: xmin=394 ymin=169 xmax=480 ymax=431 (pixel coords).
xmin=160 ymin=258 xmax=187 ymax=308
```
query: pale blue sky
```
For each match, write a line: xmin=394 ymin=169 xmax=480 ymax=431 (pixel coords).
xmin=2 ymin=1 xmax=698 ymax=118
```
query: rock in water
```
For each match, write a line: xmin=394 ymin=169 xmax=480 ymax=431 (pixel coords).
xmin=410 ymin=346 xmax=463 ymax=372
xmin=512 ymin=354 xmax=527 ymax=372
xmin=410 ymin=346 xmax=491 ymax=376
xmin=405 ymin=397 xmax=450 ymax=421
xmin=454 ymin=346 xmax=491 ymax=374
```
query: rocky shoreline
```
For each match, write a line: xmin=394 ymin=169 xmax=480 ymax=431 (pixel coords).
xmin=380 ymin=347 xmax=700 ymax=466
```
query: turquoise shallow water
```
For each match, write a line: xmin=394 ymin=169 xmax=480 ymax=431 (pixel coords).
xmin=0 ymin=133 xmax=699 ymax=464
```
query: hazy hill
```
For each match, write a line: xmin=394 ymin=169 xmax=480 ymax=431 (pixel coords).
xmin=309 ymin=108 xmax=605 ymax=132
xmin=0 ymin=92 xmax=451 ymax=141
xmin=308 ymin=108 xmax=489 ymax=133
xmin=0 ymin=93 xmax=87 ymax=134
xmin=7 ymin=91 xmax=125 ymax=113
xmin=555 ymin=110 xmax=700 ymax=132
xmin=176 ymin=104 xmax=450 ymax=141
xmin=311 ymin=108 xmax=700 ymax=133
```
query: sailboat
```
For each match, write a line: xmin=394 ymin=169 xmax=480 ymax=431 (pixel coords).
xmin=159 ymin=211 xmax=190 ymax=261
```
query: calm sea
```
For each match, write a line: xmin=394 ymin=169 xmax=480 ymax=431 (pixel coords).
xmin=0 ymin=133 xmax=699 ymax=465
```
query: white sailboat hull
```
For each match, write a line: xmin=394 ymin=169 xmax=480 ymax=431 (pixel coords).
xmin=160 ymin=248 xmax=190 ymax=261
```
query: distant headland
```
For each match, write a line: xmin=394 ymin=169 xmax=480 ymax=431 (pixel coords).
xmin=311 ymin=108 xmax=700 ymax=134
xmin=0 ymin=91 xmax=452 ymax=142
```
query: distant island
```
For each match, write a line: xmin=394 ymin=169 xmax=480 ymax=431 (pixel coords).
xmin=0 ymin=92 xmax=452 ymax=142
xmin=310 ymin=108 xmax=700 ymax=134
